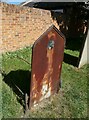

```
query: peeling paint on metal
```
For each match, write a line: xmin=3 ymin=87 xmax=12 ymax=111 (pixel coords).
xmin=29 ymin=25 xmax=65 ymax=108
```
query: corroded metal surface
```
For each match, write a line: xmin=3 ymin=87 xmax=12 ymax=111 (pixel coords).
xmin=29 ymin=25 xmax=65 ymax=108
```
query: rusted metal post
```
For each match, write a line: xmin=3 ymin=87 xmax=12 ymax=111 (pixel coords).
xmin=29 ymin=25 xmax=65 ymax=108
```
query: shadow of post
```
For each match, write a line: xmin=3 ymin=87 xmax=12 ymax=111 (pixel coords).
xmin=64 ymin=53 xmax=78 ymax=67
xmin=3 ymin=70 xmax=31 ymax=110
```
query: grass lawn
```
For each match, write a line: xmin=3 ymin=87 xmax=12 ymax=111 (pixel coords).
xmin=1 ymin=45 xmax=88 ymax=118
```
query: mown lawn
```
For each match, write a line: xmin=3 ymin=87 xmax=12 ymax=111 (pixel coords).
xmin=1 ymin=46 xmax=88 ymax=118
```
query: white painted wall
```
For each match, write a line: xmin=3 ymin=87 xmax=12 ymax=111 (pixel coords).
xmin=78 ymin=22 xmax=89 ymax=68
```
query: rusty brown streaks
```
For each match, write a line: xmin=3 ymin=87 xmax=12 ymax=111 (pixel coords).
xmin=29 ymin=25 xmax=65 ymax=108
xmin=48 ymin=31 xmax=56 ymax=39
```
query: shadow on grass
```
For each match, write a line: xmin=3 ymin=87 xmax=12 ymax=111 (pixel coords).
xmin=3 ymin=70 xmax=31 ymax=110
xmin=65 ymin=37 xmax=84 ymax=51
xmin=64 ymin=53 xmax=78 ymax=67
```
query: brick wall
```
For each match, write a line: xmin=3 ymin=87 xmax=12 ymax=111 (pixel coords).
xmin=1 ymin=2 xmax=58 ymax=53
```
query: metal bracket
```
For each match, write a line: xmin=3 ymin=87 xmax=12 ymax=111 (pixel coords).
xmin=47 ymin=40 xmax=55 ymax=50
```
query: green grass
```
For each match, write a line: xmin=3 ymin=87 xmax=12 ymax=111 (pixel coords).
xmin=2 ymin=46 xmax=32 ymax=118
xmin=0 ymin=74 xmax=2 ymax=120
xmin=2 ymin=45 xmax=88 ymax=118
xmin=64 ymin=49 xmax=79 ymax=57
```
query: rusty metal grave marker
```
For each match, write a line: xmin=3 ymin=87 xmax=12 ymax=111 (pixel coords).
xmin=29 ymin=25 xmax=65 ymax=108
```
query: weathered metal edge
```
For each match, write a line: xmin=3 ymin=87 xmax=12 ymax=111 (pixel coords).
xmin=33 ymin=24 xmax=66 ymax=48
